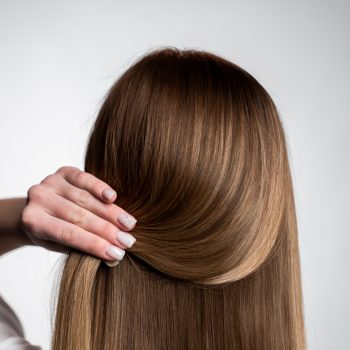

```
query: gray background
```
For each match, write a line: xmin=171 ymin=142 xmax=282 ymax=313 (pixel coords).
xmin=0 ymin=1 xmax=349 ymax=349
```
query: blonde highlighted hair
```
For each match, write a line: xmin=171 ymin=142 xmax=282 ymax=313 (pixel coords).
xmin=52 ymin=47 xmax=306 ymax=349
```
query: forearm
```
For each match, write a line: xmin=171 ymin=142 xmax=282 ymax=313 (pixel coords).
xmin=0 ymin=198 xmax=34 ymax=255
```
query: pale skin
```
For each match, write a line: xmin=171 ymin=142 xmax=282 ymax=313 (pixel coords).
xmin=0 ymin=166 xmax=137 ymax=265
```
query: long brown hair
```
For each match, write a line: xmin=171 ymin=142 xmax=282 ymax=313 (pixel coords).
xmin=51 ymin=47 xmax=306 ymax=349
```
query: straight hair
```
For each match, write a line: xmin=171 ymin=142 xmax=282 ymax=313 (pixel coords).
xmin=51 ymin=47 xmax=306 ymax=349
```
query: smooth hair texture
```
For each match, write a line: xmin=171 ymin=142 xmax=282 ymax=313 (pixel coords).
xmin=51 ymin=47 xmax=306 ymax=349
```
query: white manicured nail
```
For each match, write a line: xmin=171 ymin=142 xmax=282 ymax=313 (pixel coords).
xmin=104 ymin=259 xmax=120 ymax=267
xmin=103 ymin=189 xmax=116 ymax=200
xmin=116 ymin=231 xmax=136 ymax=248
xmin=117 ymin=212 xmax=137 ymax=230
xmin=105 ymin=245 xmax=125 ymax=261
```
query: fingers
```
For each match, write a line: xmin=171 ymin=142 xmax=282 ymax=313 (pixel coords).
xmin=44 ymin=167 xmax=137 ymax=231
xmin=23 ymin=208 xmax=126 ymax=263
xmin=25 ymin=166 xmax=138 ymax=265
xmin=41 ymin=189 xmax=136 ymax=250
xmin=57 ymin=178 xmax=137 ymax=232
xmin=55 ymin=166 xmax=117 ymax=203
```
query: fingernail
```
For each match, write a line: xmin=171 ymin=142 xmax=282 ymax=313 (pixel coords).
xmin=117 ymin=212 xmax=137 ymax=230
xmin=103 ymin=189 xmax=116 ymax=200
xmin=104 ymin=259 xmax=120 ymax=267
xmin=116 ymin=231 xmax=136 ymax=248
xmin=105 ymin=245 xmax=125 ymax=261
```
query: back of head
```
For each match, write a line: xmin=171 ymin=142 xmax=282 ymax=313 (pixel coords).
xmin=52 ymin=47 xmax=306 ymax=349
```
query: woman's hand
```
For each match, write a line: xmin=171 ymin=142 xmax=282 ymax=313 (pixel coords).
xmin=20 ymin=166 xmax=137 ymax=265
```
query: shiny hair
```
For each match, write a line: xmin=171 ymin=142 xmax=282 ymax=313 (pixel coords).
xmin=52 ymin=47 xmax=306 ymax=349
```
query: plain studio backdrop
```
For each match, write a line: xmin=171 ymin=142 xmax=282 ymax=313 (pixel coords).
xmin=0 ymin=1 xmax=349 ymax=349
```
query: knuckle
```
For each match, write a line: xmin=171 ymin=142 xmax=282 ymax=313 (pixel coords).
xmin=60 ymin=226 xmax=74 ymax=246
xmin=76 ymin=171 xmax=87 ymax=184
xmin=20 ymin=206 xmax=35 ymax=229
xmin=76 ymin=189 xmax=92 ymax=206
xmin=27 ymin=184 xmax=45 ymax=201
xmin=41 ymin=174 xmax=56 ymax=185
xmin=56 ymin=166 xmax=68 ymax=175
xmin=27 ymin=184 xmax=38 ymax=197
xmin=70 ymin=208 xmax=89 ymax=226
xmin=20 ymin=207 xmax=46 ymax=240
xmin=56 ymin=166 xmax=78 ymax=176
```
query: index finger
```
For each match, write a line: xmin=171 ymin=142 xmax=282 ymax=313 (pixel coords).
xmin=56 ymin=166 xmax=117 ymax=203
